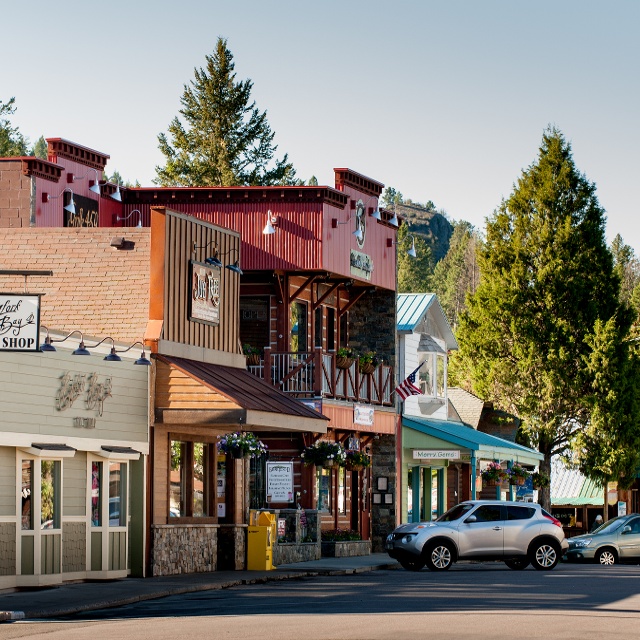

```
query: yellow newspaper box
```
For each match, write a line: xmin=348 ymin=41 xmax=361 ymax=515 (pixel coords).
xmin=247 ymin=511 xmax=277 ymax=570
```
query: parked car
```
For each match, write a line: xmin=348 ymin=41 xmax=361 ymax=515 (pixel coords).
xmin=564 ymin=514 xmax=640 ymax=565
xmin=386 ymin=500 xmax=568 ymax=571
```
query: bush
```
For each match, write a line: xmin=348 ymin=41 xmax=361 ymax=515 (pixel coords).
xmin=321 ymin=528 xmax=361 ymax=542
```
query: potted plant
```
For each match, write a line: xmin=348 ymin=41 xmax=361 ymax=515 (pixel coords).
xmin=218 ymin=431 xmax=268 ymax=459
xmin=508 ymin=463 xmax=529 ymax=486
xmin=481 ymin=461 xmax=508 ymax=487
xmin=302 ymin=441 xmax=346 ymax=468
xmin=243 ymin=343 xmax=261 ymax=366
xmin=532 ymin=471 xmax=550 ymax=490
xmin=336 ymin=347 xmax=355 ymax=370
xmin=345 ymin=450 xmax=371 ymax=471
xmin=358 ymin=351 xmax=379 ymax=375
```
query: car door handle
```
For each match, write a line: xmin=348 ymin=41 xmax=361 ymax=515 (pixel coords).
xmin=493 ymin=527 xmax=502 ymax=531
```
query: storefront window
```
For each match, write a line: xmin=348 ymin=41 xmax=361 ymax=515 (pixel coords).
xmin=170 ymin=440 xmax=187 ymax=517
xmin=193 ymin=443 xmax=206 ymax=517
xmin=249 ymin=454 xmax=267 ymax=509
xmin=171 ymin=440 xmax=216 ymax=518
xmin=338 ymin=466 xmax=346 ymax=515
xmin=314 ymin=307 xmax=323 ymax=348
xmin=316 ymin=467 xmax=331 ymax=512
xmin=21 ymin=460 xmax=33 ymax=531
xmin=109 ymin=462 xmax=127 ymax=527
xmin=290 ymin=301 xmax=307 ymax=352
xmin=41 ymin=460 xmax=60 ymax=530
xmin=419 ymin=353 xmax=434 ymax=396
xmin=91 ymin=461 xmax=102 ymax=527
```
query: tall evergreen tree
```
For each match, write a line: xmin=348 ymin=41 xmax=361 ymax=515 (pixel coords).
xmin=31 ymin=135 xmax=47 ymax=159
xmin=155 ymin=37 xmax=295 ymax=187
xmin=450 ymin=127 xmax=626 ymax=509
xmin=0 ymin=97 xmax=29 ymax=156
xmin=397 ymin=222 xmax=432 ymax=293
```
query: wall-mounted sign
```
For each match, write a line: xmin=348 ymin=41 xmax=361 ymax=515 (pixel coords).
xmin=266 ymin=462 xmax=294 ymax=503
xmin=354 ymin=404 xmax=374 ymax=426
xmin=346 ymin=437 xmax=360 ymax=452
xmin=56 ymin=371 xmax=112 ymax=418
xmin=412 ymin=450 xmax=460 ymax=460
xmin=189 ymin=260 xmax=220 ymax=326
xmin=0 ymin=294 xmax=40 ymax=352
xmin=64 ymin=193 xmax=99 ymax=228
xmin=350 ymin=250 xmax=374 ymax=281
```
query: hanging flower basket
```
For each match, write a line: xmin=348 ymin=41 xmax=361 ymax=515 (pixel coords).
xmin=302 ymin=441 xmax=346 ymax=468
xmin=358 ymin=351 xmax=379 ymax=375
xmin=359 ymin=362 xmax=376 ymax=375
xmin=485 ymin=478 xmax=502 ymax=487
xmin=532 ymin=471 xmax=550 ymax=490
xmin=481 ymin=462 xmax=508 ymax=487
xmin=218 ymin=431 xmax=268 ymax=459
xmin=336 ymin=356 xmax=355 ymax=370
xmin=246 ymin=354 xmax=260 ymax=366
xmin=508 ymin=464 xmax=530 ymax=486
xmin=345 ymin=450 xmax=371 ymax=471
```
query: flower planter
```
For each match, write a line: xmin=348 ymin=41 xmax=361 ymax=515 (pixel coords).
xmin=321 ymin=539 xmax=371 ymax=558
xmin=246 ymin=354 xmax=260 ymax=366
xmin=336 ymin=356 xmax=354 ymax=370
xmin=484 ymin=479 xmax=502 ymax=487
xmin=510 ymin=477 xmax=526 ymax=486
xmin=322 ymin=459 xmax=335 ymax=468
xmin=347 ymin=463 xmax=364 ymax=472
xmin=359 ymin=363 xmax=376 ymax=375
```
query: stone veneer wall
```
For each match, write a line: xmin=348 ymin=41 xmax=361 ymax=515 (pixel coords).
xmin=151 ymin=525 xmax=218 ymax=576
xmin=0 ymin=523 xmax=16 ymax=576
xmin=348 ymin=289 xmax=396 ymax=365
xmin=371 ymin=434 xmax=397 ymax=552
xmin=62 ymin=522 xmax=86 ymax=573
xmin=321 ymin=540 xmax=371 ymax=558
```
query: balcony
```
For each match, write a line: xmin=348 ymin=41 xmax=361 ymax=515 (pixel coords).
xmin=247 ymin=347 xmax=394 ymax=406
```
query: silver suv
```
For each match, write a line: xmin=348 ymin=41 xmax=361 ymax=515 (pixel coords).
xmin=386 ymin=500 xmax=568 ymax=571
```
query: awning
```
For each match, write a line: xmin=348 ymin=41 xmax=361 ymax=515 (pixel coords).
xmin=403 ymin=415 xmax=543 ymax=465
xmin=20 ymin=443 xmax=77 ymax=458
xmin=96 ymin=446 xmax=142 ymax=460
xmin=155 ymin=354 xmax=328 ymax=434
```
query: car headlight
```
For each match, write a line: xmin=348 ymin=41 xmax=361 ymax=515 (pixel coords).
xmin=571 ymin=538 xmax=592 ymax=548
xmin=401 ymin=534 xmax=416 ymax=544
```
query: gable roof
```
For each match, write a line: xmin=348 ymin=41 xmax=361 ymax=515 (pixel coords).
xmin=397 ymin=293 xmax=458 ymax=350
xmin=447 ymin=387 xmax=486 ymax=429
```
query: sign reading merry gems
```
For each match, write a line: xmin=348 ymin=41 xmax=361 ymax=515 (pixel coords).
xmin=0 ymin=294 xmax=40 ymax=352
xmin=413 ymin=450 xmax=460 ymax=460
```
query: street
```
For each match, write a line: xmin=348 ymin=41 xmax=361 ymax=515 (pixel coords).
xmin=4 ymin=563 xmax=640 ymax=639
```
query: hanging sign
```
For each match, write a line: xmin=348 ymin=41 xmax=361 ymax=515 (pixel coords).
xmin=354 ymin=404 xmax=374 ymax=426
xmin=266 ymin=462 xmax=294 ymax=503
xmin=0 ymin=294 xmax=40 ymax=352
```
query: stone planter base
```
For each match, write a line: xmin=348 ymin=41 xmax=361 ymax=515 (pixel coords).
xmin=321 ymin=539 xmax=371 ymax=558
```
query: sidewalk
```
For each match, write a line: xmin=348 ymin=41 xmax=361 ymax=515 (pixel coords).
xmin=0 ymin=553 xmax=399 ymax=622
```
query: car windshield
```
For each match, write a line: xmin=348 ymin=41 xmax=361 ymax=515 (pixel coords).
xmin=436 ymin=503 xmax=474 ymax=522
xmin=593 ymin=517 xmax=626 ymax=535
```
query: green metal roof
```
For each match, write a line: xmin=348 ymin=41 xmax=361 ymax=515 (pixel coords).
xmin=403 ymin=415 xmax=543 ymax=464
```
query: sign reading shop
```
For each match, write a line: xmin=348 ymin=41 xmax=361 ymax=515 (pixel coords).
xmin=0 ymin=293 xmax=41 ymax=352
xmin=189 ymin=260 xmax=221 ymax=326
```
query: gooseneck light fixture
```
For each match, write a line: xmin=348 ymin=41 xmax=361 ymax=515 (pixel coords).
xmin=387 ymin=236 xmax=417 ymax=258
xmin=193 ymin=240 xmax=223 ymax=267
xmin=262 ymin=210 xmax=278 ymax=235
xmin=116 ymin=209 xmax=143 ymax=227
xmin=42 ymin=187 xmax=76 ymax=215
xmin=225 ymin=250 xmax=243 ymax=275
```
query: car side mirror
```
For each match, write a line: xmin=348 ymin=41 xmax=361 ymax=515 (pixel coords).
xmin=465 ymin=515 xmax=477 ymax=524
xmin=622 ymin=525 xmax=632 ymax=534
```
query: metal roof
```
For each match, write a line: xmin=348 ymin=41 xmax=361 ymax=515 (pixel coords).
xmin=397 ymin=293 xmax=437 ymax=332
xmin=551 ymin=458 xmax=604 ymax=506
xmin=402 ymin=416 xmax=543 ymax=464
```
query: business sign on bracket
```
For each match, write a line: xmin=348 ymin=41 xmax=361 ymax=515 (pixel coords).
xmin=0 ymin=293 xmax=41 ymax=352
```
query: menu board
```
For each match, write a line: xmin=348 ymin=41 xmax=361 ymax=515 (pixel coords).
xmin=266 ymin=462 xmax=294 ymax=503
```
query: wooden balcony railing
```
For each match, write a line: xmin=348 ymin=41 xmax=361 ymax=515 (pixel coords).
xmin=246 ymin=347 xmax=394 ymax=406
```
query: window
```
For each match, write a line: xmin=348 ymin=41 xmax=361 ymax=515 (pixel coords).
xmin=290 ymin=302 xmax=307 ymax=352
xmin=316 ymin=468 xmax=331 ymax=512
xmin=40 ymin=460 xmax=61 ymax=530
xmin=338 ymin=466 xmax=346 ymax=514
xmin=240 ymin=297 xmax=270 ymax=352
xmin=21 ymin=460 xmax=33 ymax=531
xmin=249 ymin=455 xmax=267 ymax=509
xmin=470 ymin=505 xmax=502 ymax=522
xmin=436 ymin=354 xmax=446 ymax=397
xmin=419 ymin=353 xmax=434 ymax=395
xmin=109 ymin=462 xmax=127 ymax=527
xmin=507 ymin=505 xmax=535 ymax=520
xmin=170 ymin=440 xmax=216 ymax=518
xmin=314 ymin=307 xmax=323 ymax=348
xmin=339 ymin=313 xmax=348 ymax=349
xmin=327 ymin=308 xmax=335 ymax=352
xmin=91 ymin=461 xmax=103 ymax=527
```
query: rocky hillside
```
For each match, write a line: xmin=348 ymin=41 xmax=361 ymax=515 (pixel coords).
xmin=395 ymin=202 xmax=453 ymax=263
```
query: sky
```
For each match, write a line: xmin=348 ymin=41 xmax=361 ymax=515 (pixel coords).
xmin=4 ymin=0 xmax=640 ymax=250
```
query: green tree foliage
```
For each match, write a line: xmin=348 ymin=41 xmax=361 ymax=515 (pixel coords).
xmin=381 ymin=186 xmax=403 ymax=209
xmin=0 ymin=97 xmax=29 ymax=156
xmin=430 ymin=221 xmax=479 ymax=329
xmin=307 ymin=175 xmax=318 ymax=186
xmin=31 ymin=136 xmax=47 ymax=159
xmin=611 ymin=234 xmax=640 ymax=314
xmin=397 ymin=222 xmax=432 ymax=292
xmin=156 ymin=37 xmax=296 ymax=187
xmin=450 ymin=127 xmax=628 ymax=509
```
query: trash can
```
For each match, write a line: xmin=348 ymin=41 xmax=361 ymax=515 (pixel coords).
xmin=247 ymin=511 xmax=277 ymax=570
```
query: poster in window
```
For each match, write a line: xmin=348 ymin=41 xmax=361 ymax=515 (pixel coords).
xmin=266 ymin=462 xmax=294 ymax=503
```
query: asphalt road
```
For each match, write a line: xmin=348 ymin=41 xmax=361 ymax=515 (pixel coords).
xmin=5 ymin=563 xmax=640 ymax=639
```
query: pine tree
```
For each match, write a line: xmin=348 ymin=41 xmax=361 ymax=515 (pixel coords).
xmin=31 ymin=136 xmax=47 ymax=159
xmin=450 ymin=127 xmax=627 ymax=509
xmin=397 ymin=222 xmax=432 ymax=292
xmin=155 ymin=38 xmax=295 ymax=187
xmin=0 ymin=97 xmax=29 ymax=156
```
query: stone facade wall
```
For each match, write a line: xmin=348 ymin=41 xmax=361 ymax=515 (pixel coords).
xmin=62 ymin=522 xmax=86 ymax=573
xmin=371 ymin=434 xmax=397 ymax=552
xmin=151 ymin=525 xmax=218 ymax=576
xmin=0 ymin=522 xmax=16 ymax=576
xmin=217 ymin=525 xmax=246 ymax=570
xmin=321 ymin=540 xmax=371 ymax=558
xmin=348 ymin=289 xmax=396 ymax=365
xmin=271 ymin=509 xmax=321 ymax=565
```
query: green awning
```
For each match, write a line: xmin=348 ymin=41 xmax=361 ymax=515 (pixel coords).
xmin=402 ymin=416 xmax=543 ymax=466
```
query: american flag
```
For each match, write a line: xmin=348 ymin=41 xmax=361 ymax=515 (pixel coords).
xmin=394 ymin=363 xmax=424 ymax=401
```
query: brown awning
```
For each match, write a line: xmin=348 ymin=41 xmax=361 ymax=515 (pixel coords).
xmin=155 ymin=354 xmax=328 ymax=434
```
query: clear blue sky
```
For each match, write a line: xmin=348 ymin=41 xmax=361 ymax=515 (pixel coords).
xmin=4 ymin=1 xmax=639 ymax=250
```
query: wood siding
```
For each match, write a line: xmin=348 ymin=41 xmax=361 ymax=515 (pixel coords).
xmin=62 ymin=452 xmax=86 ymax=518
xmin=0 ymin=447 xmax=15 ymax=516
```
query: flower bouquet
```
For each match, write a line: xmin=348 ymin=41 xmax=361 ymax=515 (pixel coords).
xmin=218 ymin=431 xmax=268 ymax=459
xmin=481 ymin=461 xmax=508 ymax=487
xmin=302 ymin=441 xmax=346 ymax=468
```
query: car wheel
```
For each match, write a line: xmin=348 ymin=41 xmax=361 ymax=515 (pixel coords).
xmin=596 ymin=548 xmax=617 ymax=565
xmin=400 ymin=559 xmax=425 ymax=572
xmin=504 ymin=558 xmax=530 ymax=570
xmin=529 ymin=540 xmax=561 ymax=570
xmin=424 ymin=541 xmax=454 ymax=571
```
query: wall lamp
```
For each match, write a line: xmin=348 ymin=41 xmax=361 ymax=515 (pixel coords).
xmin=387 ymin=236 xmax=417 ymax=258
xmin=39 ymin=327 xmax=151 ymax=365
xmin=193 ymin=240 xmax=223 ymax=267
xmin=67 ymin=167 xmax=100 ymax=192
xmin=225 ymin=249 xmax=243 ymax=275
xmin=42 ymin=187 xmax=76 ymax=215
xmin=352 ymin=196 xmax=382 ymax=221
xmin=116 ymin=209 xmax=143 ymax=227
xmin=332 ymin=214 xmax=364 ymax=241
xmin=262 ymin=210 xmax=278 ymax=235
